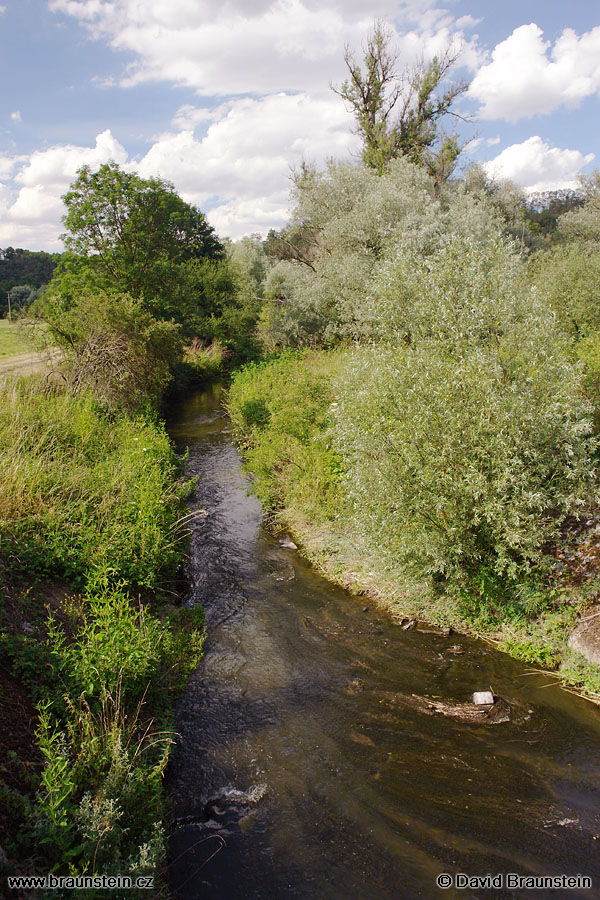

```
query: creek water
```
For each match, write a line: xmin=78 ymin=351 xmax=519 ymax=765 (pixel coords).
xmin=166 ymin=382 xmax=600 ymax=900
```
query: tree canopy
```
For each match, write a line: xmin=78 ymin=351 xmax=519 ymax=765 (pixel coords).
xmin=56 ymin=163 xmax=224 ymax=326
xmin=333 ymin=22 xmax=468 ymax=178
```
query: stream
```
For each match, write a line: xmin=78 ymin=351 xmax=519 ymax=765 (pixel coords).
xmin=166 ymin=382 xmax=600 ymax=900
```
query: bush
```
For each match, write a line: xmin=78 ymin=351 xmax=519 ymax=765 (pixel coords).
xmin=259 ymin=158 xmax=516 ymax=349
xmin=39 ymin=291 xmax=183 ymax=412
xmin=32 ymin=576 xmax=205 ymax=878
xmin=331 ymin=337 xmax=595 ymax=583
xmin=365 ymin=235 xmax=527 ymax=346
xmin=557 ymin=170 xmax=600 ymax=245
xmin=530 ymin=243 xmax=600 ymax=423
xmin=530 ymin=244 xmax=600 ymax=339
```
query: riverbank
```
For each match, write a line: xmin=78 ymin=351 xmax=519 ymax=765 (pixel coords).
xmin=0 ymin=375 xmax=205 ymax=892
xmin=228 ymin=351 xmax=600 ymax=700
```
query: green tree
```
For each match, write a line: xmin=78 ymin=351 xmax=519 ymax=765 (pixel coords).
xmin=257 ymin=157 xmax=521 ymax=349
xmin=524 ymin=189 xmax=584 ymax=241
xmin=557 ymin=171 xmax=600 ymax=244
xmin=0 ymin=247 xmax=57 ymax=316
xmin=333 ymin=22 xmax=468 ymax=178
xmin=463 ymin=165 xmax=536 ymax=252
xmin=58 ymin=163 xmax=224 ymax=323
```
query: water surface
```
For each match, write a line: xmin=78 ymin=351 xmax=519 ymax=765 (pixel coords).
xmin=167 ymin=383 xmax=600 ymax=900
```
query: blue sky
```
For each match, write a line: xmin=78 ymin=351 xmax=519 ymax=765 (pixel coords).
xmin=0 ymin=0 xmax=598 ymax=250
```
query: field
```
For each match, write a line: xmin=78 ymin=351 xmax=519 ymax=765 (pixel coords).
xmin=0 ymin=318 xmax=57 ymax=376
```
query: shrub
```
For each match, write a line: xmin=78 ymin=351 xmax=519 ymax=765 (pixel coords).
xmin=259 ymin=158 xmax=516 ymax=349
xmin=557 ymin=170 xmax=600 ymax=245
xmin=530 ymin=244 xmax=600 ymax=340
xmin=40 ymin=291 xmax=183 ymax=412
xmin=530 ymin=243 xmax=600 ymax=423
xmin=34 ymin=690 xmax=170 ymax=877
xmin=33 ymin=578 xmax=205 ymax=877
xmin=365 ymin=235 xmax=527 ymax=346
xmin=331 ymin=338 xmax=595 ymax=584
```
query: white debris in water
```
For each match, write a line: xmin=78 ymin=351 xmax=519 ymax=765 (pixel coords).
xmin=473 ymin=691 xmax=495 ymax=706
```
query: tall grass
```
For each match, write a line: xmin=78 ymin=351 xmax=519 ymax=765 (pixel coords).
xmin=228 ymin=351 xmax=347 ymax=521
xmin=0 ymin=319 xmax=35 ymax=359
xmin=0 ymin=377 xmax=205 ymax=887
xmin=0 ymin=378 xmax=188 ymax=588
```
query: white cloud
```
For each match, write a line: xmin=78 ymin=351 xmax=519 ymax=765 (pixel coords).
xmin=39 ymin=0 xmax=482 ymax=244
xmin=49 ymin=0 xmax=480 ymax=96
xmin=469 ymin=23 xmax=600 ymax=121
xmin=455 ymin=15 xmax=481 ymax=30
xmin=0 ymin=93 xmax=359 ymax=248
xmin=0 ymin=155 xmax=22 ymax=180
xmin=15 ymin=130 xmax=127 ymax=189
xmin=10 ymin=111 xmax=22 ymax=123
xmin=483 ymin=136 xmax=595 ymax=193
xmin=137 ymin=93 xmax=360 ymax=237
xmin=170 ymin=105 xmax=219 ymax=132
xmin=0 ymin=130 xmax=127 ymax=249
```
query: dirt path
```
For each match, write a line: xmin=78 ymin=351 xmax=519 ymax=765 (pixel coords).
xmin=0 ymin=348 xmax=62 ymax=377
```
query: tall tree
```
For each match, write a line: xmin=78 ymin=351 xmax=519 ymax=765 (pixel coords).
xmin=58 ymin=163 xmax=224 ymax=322
xmin=333 ymin=22 xmax=469 ymax=178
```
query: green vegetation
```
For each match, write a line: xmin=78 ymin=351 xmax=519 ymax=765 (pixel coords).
xmin=3 ymin=28 xmax=600 ymax=886
xmin=0 ymin=162 xmax=269 ymax=888
xmin=229 ymin=351 xmax=346 ymax=521
xmin=41 ymin=291 xmax=183 ymax=412
xmin=0 ymin=163 xmax=233 ymax=890
xmin=229 ymin=154 xmax=600 ymax=697
xmin=333 ymin=23 xmax=467 ymax=179
xmin=0 ymin=380 xmax=187 ymax=587
xmin=0 ymin=375 xmax=204 ymax=890
xmin=0 ymin=247 xmax=57 ymax=317
xmin=37 ymin=163 xmax=267 ymax=389
xmin=0 ymin=319 xmax=33 ymax=359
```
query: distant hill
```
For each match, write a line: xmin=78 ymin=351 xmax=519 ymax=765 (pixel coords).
xmin=0 ymin=247 xmax=59 ymax=316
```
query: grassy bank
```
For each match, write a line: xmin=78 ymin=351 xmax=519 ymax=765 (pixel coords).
xmin=0 ymin=377 xmax=204 ymax=894
xmin=228 ymin=350 xmax=600 ymax=699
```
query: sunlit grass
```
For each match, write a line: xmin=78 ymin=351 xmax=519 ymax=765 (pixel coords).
xmin=0 ymin=319 xmax=33 ymax=358
xmin=0 ymin=377 xmax=188 ymax=588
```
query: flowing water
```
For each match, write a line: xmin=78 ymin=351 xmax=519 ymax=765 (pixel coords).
xmin=166 ymin=383 xmax=600 ymax=900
